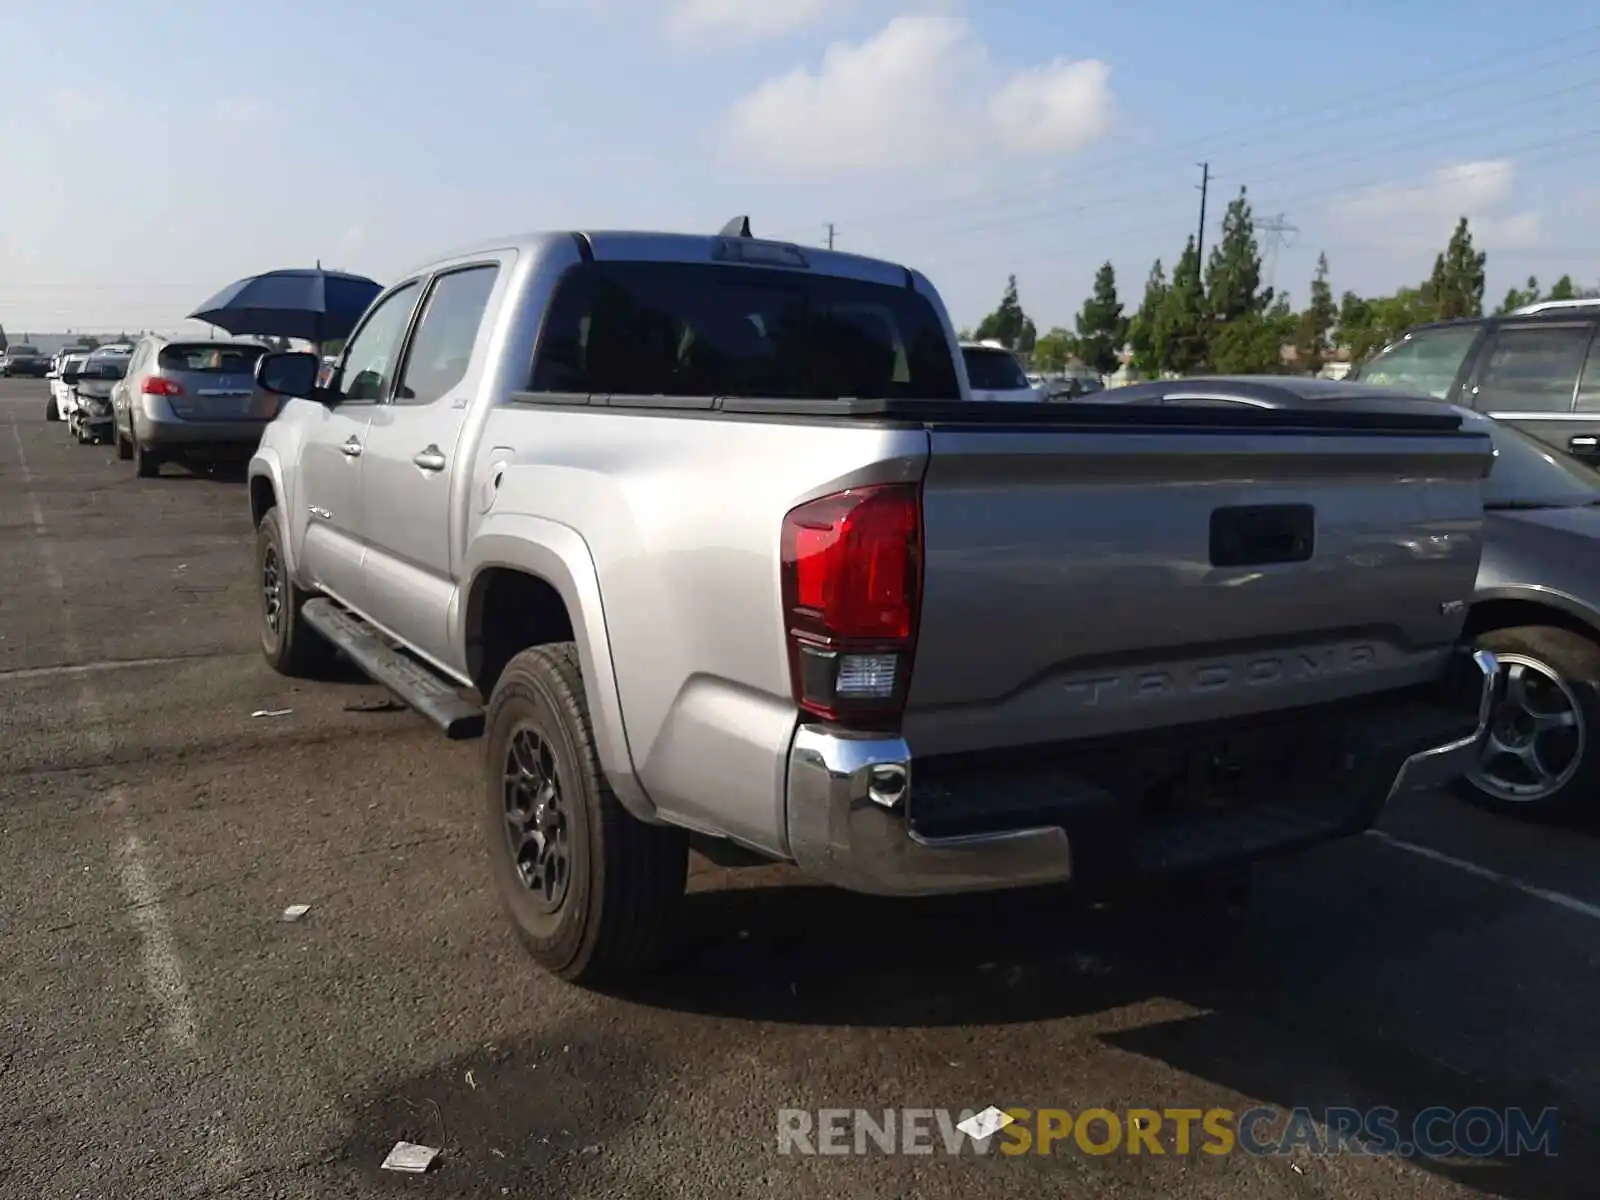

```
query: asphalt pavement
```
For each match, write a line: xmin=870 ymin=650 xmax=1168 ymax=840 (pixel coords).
xmin=2 ymin=375 xmax=1598 ymax=1199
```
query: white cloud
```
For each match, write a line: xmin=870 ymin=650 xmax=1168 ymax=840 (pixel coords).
xmin=668 ymin=0 xmax=843 ymax=44
xmin=720 ymin=15 xmax=1113 ymax=174
xmin=1331 ymin=159 xmax=1543 ymax=251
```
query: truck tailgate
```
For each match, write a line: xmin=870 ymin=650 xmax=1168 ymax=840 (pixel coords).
xmin=904 ymin=420 xmax=1491 ymax=757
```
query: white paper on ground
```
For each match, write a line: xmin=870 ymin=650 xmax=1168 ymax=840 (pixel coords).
xmin=381 ymin=1142 xmax=439 ymax=1173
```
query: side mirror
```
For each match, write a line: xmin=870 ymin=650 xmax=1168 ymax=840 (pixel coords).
xmin=62 ymin=369 xmax=81 ymax=384
xmin=256 ymin=351 xmax=322 ymax=399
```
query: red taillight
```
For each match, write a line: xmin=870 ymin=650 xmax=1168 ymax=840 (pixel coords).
xmin=780 ymin=483 xmax=922 ymax=726
xmin=142 ymin=377 xmax=183 ymax=396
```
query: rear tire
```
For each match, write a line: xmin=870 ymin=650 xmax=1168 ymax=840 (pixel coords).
xmin=256 ymin=508 xmax=330 ymax=677
xmin=134 ymin=438 xmax=160 ymax=477
xmin=116 ymin=429 xmax=133 ymax=460
xmin=484 ymin=643 xmax=688 ymax=987
xmin=45 ymin=396 xmax=60 ymax=422
xmin=1453 ymin=624 xmax=1600 ymax=820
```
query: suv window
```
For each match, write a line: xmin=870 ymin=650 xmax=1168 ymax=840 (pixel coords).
xmin=394 ymin=265 xmax=498 ymax=406
xmin=338 ymin=281 xmax=421 ymax=402
xmin=528 ymin=262 xmax=960 ymax=400
xmin=158 ymin=343 xmax=267 ymax=374
xmin=962 ymin=347 xmax=1030 ymax=391
xmin=1356 ymin=325 xmax=1479 ymax=398
xmin=1578 ymin=333 xmax=1600 ymax=412
xmin=1473 ymin=324 xmax=1593 ymax=413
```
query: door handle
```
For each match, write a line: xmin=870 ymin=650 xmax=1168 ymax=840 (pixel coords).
xmin=1569 ymin=435 xmax=1598 ymax=452
xmin=341 ymin=437 xmax=363 ymax=458
xmin=413 ymin=445 xmax=447 ymax=472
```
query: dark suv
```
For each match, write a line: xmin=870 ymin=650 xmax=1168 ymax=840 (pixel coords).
xmin=1348 ymin=298 xmax=1600 ymax=467
xmin=1 ymin=345 xmax=49 ymax=378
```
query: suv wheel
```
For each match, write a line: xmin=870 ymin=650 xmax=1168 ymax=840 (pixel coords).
xmin=45 ymin=396 xmax=60 ymax=422
xmin=133 ymin=438 xmax=160 ymax=478
xmin=1455 ymin=625 xmax=1600 ymax=819
xmin=484 ymin=643 xmax=688 ymax=986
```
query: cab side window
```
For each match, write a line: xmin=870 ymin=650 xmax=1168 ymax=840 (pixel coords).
xmin=392 ymin=266 xmax=499 ymax=406
xmin=1473 ymin=325 xmax=1593 ymax=413
xmin=338 ymin=281 xmax=422 ymax=402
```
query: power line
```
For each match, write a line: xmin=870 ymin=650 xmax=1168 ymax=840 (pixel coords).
xmin=831 ymin=81 xmax=1600 ymax=258
xmin=916 ymin=126 xmax=1600 ymax=279
xmin=822 ymin=29 xmax=1600 ymax=236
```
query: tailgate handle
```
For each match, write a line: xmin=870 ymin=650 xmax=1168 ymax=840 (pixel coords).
xmin=1210 ymin=504 xmax=1314 ymax=567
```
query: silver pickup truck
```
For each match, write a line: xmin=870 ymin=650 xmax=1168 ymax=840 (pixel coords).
xmin=247 ymin=220 xmax=1500 ymax=986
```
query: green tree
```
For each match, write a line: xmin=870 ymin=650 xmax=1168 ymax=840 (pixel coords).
xmin=1156 ymin=237 xmax=1209 ymax=374
xmin=973 ymin=275 xmax=1030 ymax=350
xmin=1205 ymin=187 xmax=1271 ymax=323
xmin=1031 ymin=327 xmax=1075 ymax=373
xmin=1127 ymin=259 xmax=1168 ymax=378
xmin=1204 ymin=187 xmax=1282 ymax=374
xmin=1428 ymin=217 xmax=1486 ymax=320
xmin=1294 ymin=253 xmax=1337 ymax=375
xmin=1495 ymin=275 xmax=1540 ymax=315
xmin=1072 ymin=261 xmax=1128 ymax=376
xmin=1547 ymin=275 xmax=1578 ymax=302
xmin=1017 ymin=316 xmax=1038 ymax=357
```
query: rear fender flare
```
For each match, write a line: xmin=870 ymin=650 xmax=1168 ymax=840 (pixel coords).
xmin=458 ymin=515 xmax=656 ymax=822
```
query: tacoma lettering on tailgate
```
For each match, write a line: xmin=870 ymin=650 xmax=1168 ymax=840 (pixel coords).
xmin=1062 ymin=643 xmax=1381 ymax=709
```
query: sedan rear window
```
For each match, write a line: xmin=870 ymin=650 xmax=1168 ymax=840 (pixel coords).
xmin=529 ymin=261 xmax=960 ymax=400
xmin=159 ymin=343 xmax=267 ymax=374
xmin=962 ymin=347 xmax=1030 ymax=391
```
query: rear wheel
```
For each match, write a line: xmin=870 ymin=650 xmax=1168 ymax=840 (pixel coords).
xmin=45 ymin=396 xmax=60 ymax=422
xmin=484 ymin=643 xmax=688 ymax=986
xmin=1454 ymin=624 xmax=1600 ymax=819
xmin=116 ymin=428 xmax=133 ymax=460
xmin=134 ymin=438 xmax=160 ymax=477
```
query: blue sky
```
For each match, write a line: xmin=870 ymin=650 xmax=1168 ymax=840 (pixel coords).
xmin=2 ymin=0 xmax=1598 ymax=339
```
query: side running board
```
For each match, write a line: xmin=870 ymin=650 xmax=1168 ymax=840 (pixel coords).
xmin=301 ymin=599 xmax=485 ymax=739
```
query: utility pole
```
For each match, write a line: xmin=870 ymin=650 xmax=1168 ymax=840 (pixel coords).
xmin=1257 ymin=212 xmax=1299 ymax=295
xmin=825 ymin=222 xmax=836 ymax=250
xmin=1195 ymin=163 xmax=1212 ymax=267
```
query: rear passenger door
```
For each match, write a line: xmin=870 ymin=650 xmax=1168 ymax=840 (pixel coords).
xmin=356 ymin=260 xmax=504 ymax=669
xmin=1467 ymin=321 xmax=1600 ymax=466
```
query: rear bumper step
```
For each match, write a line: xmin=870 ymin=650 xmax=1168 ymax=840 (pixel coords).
xmin=301 ymin=599 xmax=484 ymax=739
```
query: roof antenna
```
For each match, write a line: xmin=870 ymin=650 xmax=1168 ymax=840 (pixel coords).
xmin=718 ymin=215 xmax=753 ymax=238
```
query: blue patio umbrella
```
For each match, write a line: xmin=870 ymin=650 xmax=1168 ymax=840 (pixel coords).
xmin=187 ymin=266 xmax=383 ymax=343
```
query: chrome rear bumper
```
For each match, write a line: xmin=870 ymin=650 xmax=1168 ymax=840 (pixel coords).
xmin=783 ymin=649 xmax=1499 ymax=898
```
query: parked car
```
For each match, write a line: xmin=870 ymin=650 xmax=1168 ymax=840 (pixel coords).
xmin=1043 ymin=375 xmax=1106 ymax=401
xmin=1092 ymin=374 xmax=1600 ymax=818
xmin=68 ymin=345 xmax=132 ymax=444
xmin=246 ymin=224 xmax=1497 ymax=987
xmin=959 ymin=340 xmax=1043 ymax=401
xmin=47 ymin=351 xmax=91 ymax=423
xmin=112 ymin=336 xmax=275 ymax=477
xmin=1349 ymin=297 xmax=1600 ymax=469
xmin=1 ymin=344 xmax=49 ymax=377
